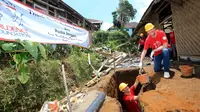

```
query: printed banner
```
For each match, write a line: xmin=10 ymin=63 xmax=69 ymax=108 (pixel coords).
xmin=0 ymin=0 xmax=90 ymax=48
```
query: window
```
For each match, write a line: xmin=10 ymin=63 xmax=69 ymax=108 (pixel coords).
xmin=34 ymin=3 xmax=48 ymax=14
xmin=58 ymin=15 xmax=66 ymax=21
xmin=26 ymin=0 xmax=33 ymax=7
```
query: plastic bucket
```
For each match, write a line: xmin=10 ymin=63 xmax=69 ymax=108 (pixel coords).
xmin=179 ymin=65 xmax=193 ymax=77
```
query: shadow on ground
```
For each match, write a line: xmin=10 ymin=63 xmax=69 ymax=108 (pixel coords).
xmin=150 ymin=70 xmax=175 ymax=85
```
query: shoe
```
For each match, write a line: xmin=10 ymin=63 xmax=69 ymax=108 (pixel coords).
xmin=164 ymin=72 xmax=170 ymax=78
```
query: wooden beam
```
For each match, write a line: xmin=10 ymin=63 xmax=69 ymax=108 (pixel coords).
xmin=83 ymin=19 xmax=86 ymax=28
xmin=154 ymin=1 xmax=166 ymax=13
xmin=54 ymin=9 xmax=57 ymax=17
xmin=35 ymin=0 xmax=65 ymax=12
xmin=159 ymin=15 xmax=172 ymax=25
xmin=158 ymin=2 xmax=170 ymax=14
xmin=27 ymin=0 xmax=33 ymax=3
xmin=46 ymin=0 xmax=49 ymax=15
xmin=67 ymin=19 xmax=73 ymax=24
xmin=65 ymin=12 xmax=68 ymax=21
xmin=166 ymin=0 xmax=183 ymax=6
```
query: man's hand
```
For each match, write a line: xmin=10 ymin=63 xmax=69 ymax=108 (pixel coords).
xmin=136 ymin=76 xmax=139 ymax=82
xmin=139 ymin=62 xmax=143 ymax=69
xmin=134 ymin=76 xmax=140 ymax=89
xmin=138 ymin=85 xmax=145 ymax=96
xmin=134 ymin=96 xmax=139 ymax=100
xmin=150 ymin=51 xmax=155 ymax=59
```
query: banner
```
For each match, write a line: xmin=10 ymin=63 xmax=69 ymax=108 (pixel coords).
xmin=0 ymin=0 xmax=90 ymax=48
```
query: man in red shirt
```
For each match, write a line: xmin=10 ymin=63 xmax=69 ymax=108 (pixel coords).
xmin=169 ymin=29 xmax=177 ymax=59
xmin=119 ymin=77 xmax=143 ymax=112
xmin=138 ymin=33 xmax=146 ymax=52
xmin=139 ymin=23 xmax=171 ymax=78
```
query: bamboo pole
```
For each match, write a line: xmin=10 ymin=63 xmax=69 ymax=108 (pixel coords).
xmin=62 ymin=64 xmax=72 ymax=112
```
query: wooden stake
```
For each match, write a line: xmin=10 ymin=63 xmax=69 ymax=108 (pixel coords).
xmin=62 ymin=64 xmax=72 ymax=112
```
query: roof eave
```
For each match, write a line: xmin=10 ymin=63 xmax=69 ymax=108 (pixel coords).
xmin=133 ymin=0 xmax=156 ymax=34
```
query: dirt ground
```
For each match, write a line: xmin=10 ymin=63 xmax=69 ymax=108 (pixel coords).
xmin=99 ymin=96 xmax=122 ymax=112
xmin=71 ymin=60 xmax=200 ymax=112
xmin=140 ymin=65 xmax=200 ymax=112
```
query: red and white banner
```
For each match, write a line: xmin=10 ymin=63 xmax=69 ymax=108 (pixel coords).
xmin=0 ymin=0 xmax=90 ymax=48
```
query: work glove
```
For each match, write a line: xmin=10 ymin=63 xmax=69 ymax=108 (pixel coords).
xmin=137 ymin=45 xmax=140 ymax=50
xmin=150 ymin=51 xmax=155 ymax=59
xmin=138 ymin=62 xmax=143 ymax=69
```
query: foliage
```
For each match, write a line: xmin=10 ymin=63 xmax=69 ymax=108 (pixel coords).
xmin=44 ymin=44 xmax=72 ymax=59
xmin=0 ymin=60 xmax=65 ymax=112
xmin=92 ymin=30 xmax=137 ymax=53
xmin=112 ymin=11 xmax=121 ymax=28
xmin=0 ymin=40 xmax=47 ymax=84
xmin=67 ymin=47 xmax=102 ymax=84
xmin=112 ymin=0 xmax=137 ymax=26
xmin=92 ymin=31 xmax=109 ymax=47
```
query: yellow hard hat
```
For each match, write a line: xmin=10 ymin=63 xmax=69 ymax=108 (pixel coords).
xmin=145 ymin=23 xmax=155 ymax=32
xmin=119 ymin=83 xmax=128 ymax=91
xmin=140 ymin=33 xmax=144 ymax=37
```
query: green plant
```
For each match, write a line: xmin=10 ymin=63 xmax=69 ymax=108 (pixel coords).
xmin=92 ymin=31 xmax=109 ymax=47
xmin=0 ymin=40 xmax=47 ymax=84
xmin=68 ymin=47 xmax=101 ymax=84
xmin=92 ymin=30 xmax=137 ymax=53
xmin=0 ymin=60 xmax=65 ymax=112
xmin=112 ymin=0 xmax=137 ymax=26
xmin=44 ymin=44 xmax=72 ymax=59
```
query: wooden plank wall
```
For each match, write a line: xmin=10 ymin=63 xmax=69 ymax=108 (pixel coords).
xmin=171 ymin=0 xmax=200 ymax=56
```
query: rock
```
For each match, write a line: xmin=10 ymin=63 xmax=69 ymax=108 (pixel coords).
xmin=70 ymin=97 xmax=77 ymax=103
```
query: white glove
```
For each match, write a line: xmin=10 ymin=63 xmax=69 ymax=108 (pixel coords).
xmin=137 ymin=45 xmax=140 ymax=50
xmin=139 ymin=62 xmax=143 ymax=69
xmin=150 ymin=51 xmax=155 ymax=59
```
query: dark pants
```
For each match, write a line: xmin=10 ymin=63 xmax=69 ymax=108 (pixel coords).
xmin=171 ymin=44 xmax=177 ymax=59
xmin=139 ymin=45 xmax=144 ymax=52
xmin=154 ymin=48 xmax=170 ymax=72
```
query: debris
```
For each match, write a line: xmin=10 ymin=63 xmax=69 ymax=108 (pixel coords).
xmin=85 ymin=76 xmax=101 ymax=87
xmin=76 ymin=99 xmax=84 ymax=103
xmin=76 ymin=93 xmax=84 ymax=99
xmin=40 ymin=100 xmax=60 ymax=112
xmin=70 ymin=97 xmax=77 ymax=103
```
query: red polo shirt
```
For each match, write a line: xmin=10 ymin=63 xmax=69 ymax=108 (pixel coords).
xmin=139 ymin=38 xmax=145 ymax=45
xmin=123 ymin=85 xmax=140 ymax=112
xmin=144 ymin=30 xmax=169 ymax=56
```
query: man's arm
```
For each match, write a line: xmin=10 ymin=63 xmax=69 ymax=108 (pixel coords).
xmin=134 ymin=85 xmax=145 ymax=101
xmin=140 ymin=50 xmax=147 ymax=62
xmin=139 ymin=38 xmax=149 ymax=67
xmin=138 ymin=85 xmax=145 ymax=96
xmin=124 ymin=95 xmax=139 ymax=101
xmin=153 ymin=31 xmax=168 ymax=52
xmin=152 ymin=42 xmax=168 ymax=52
xmin=134 ymin=76 xmax=139 ymax=89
